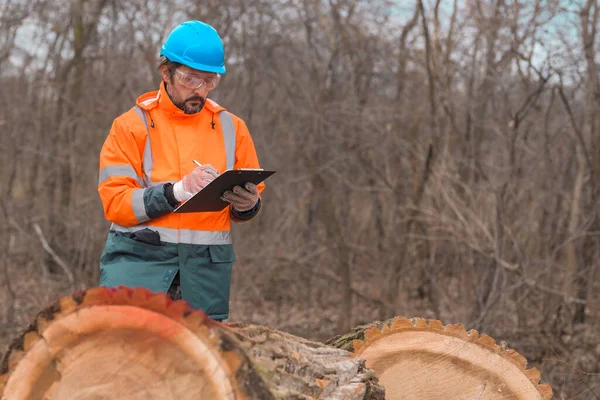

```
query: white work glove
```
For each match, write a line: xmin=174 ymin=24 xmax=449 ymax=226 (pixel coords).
xmin=173 ymin=164 xmax=219 ymax=202
xmin=221 ymin=182 xmax=259 ymax=212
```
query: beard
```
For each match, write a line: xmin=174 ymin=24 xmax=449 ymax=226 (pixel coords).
xmin=175 ymin=95 xmax=205 ymax=114
xmin=165 ymin=83 xmax=205 ymax=114
xmin=181 ymin=96 xmax=205 ymax=114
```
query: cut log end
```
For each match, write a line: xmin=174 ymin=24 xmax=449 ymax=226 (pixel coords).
xmin=337 ymin=317 xmax=553 ymax=400
xmin=0 ymin=286 xmax=265 ymax=400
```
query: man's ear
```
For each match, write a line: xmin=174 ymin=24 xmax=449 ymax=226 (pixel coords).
xmin=159 ymin=65 xmax=171 ymax=83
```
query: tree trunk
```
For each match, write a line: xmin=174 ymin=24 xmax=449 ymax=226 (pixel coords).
xmin=0 ymin=287 xmax=383 ymax=400
xmin=0 ymin=287 xmax=554 ymax=399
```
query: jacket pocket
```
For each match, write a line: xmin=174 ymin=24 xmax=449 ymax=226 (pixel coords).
xmin=130 ymin=227 xmax=162 ymax=246
xmin=120 ymin=231 xmax=164 ymax=250
xmin=112 ymin=231 xmax=167 ymax=259
xmin=208 ymin=244 xmax=236 ymax=264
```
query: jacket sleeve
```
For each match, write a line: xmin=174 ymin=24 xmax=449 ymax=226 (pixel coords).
xmin=98 ymin=116 xmax=174 ymax=227
xmin=231 ymin=118 xmax=265 ymax=222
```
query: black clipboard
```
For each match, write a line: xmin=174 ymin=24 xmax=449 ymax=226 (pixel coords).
xmin=174 ymin=169 xmax=276 ymax=213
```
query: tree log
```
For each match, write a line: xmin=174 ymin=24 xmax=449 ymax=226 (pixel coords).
xmin=0 ymin=286 xmax=383 ymax=400
xmin=326 ymin=317 xmax=553 ymax=400
xmin=0 ymin=287 xmax=554 ymax=399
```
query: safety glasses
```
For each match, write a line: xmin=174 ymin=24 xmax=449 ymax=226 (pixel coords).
xmin=173 ymin=69 xmax=221 ymax=90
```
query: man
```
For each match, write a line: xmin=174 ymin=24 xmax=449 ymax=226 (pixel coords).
xmin=97 ymin=20 xmax=264 ymax=321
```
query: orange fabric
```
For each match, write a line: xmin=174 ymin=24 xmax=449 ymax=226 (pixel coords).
xmin=98 ymin=81 xmax=264 ymax=230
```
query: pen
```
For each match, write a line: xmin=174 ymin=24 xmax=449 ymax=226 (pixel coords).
xmin=193 ymin=160 xmax=202 ymax=168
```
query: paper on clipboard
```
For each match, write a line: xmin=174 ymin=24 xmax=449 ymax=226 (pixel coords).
xmin=174 ymin=169 xmax=276 ymax=213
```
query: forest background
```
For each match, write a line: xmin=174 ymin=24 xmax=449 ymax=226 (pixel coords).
xmin=1 ymin=0 xmax=600 ymax=398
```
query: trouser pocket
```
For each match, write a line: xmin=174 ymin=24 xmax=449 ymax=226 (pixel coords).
xmin=180 ymin=244 xmax=235 ymax=318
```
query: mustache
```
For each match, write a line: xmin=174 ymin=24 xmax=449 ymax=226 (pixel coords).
xmin=186 ymin=96 xmax=205 ymax=103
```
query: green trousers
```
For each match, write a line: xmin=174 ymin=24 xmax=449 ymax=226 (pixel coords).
xmin=99 ymin=230 xmax=235 ymax=320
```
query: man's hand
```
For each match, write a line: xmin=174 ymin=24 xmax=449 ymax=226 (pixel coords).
xmin=173 ymin=164 xmax=219 ymax=202
xmin=221 ymin=182 xmax=259 ymax=211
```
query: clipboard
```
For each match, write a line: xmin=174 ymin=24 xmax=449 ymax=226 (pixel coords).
xmin=174 ymin=169 xmax=276 ymax=213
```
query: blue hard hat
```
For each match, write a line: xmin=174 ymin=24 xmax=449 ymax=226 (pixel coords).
xmin=160 ymin=20 xmax=226 ymax=74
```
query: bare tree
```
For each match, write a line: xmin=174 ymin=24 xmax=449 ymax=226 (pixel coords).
xmin=1 ymin=0 xmax=599 ymax=397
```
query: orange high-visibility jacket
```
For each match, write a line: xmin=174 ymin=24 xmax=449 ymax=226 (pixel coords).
xmin=98 ymin=81 xmax=265 ymax=245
